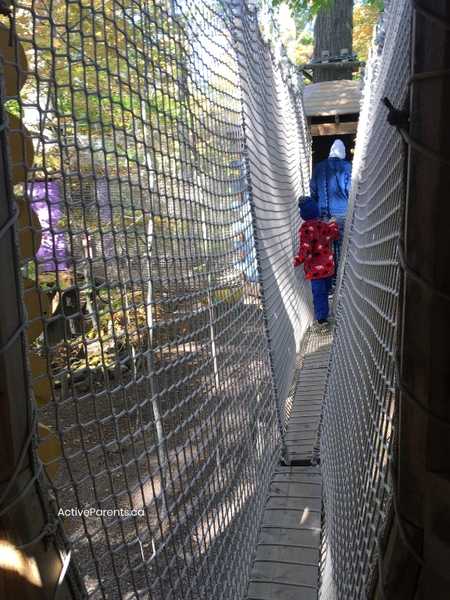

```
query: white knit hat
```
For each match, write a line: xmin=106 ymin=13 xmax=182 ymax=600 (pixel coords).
xmin=329 ymin=139 xmax=346 ymax=159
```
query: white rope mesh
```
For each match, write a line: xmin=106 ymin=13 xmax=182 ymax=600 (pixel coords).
xmin=320 ymin=2 xmax=412 ymax=598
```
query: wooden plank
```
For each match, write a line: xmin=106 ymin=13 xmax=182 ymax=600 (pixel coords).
xmin=266 ymin=496 xmax=322 ymax=511
xmin=311 ymin=121 xmax=358 ymax=137
xmin=255 ymin=544 xmax=319 ymax=566
xmin=251 ymin=561 xmax=318 ymax=587
xmin=247 ymin=581 xmax=317 ymax=600
xmin=259 ymin=527 xmax=320 ymax=549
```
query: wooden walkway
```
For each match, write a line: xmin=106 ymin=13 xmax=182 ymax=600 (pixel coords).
xmin=247 ymin=329 xmax=332 ymax=600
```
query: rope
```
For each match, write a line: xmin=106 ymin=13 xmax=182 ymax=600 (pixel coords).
xmin=0 ymin=411 xmax=39 ymax=512
xmin=0 ymin=406 xmax=71 ymax=597
xmin=0 ymin=321 xmax=27 ymax=355
xmin=0 ymin=202 xmax=18 ymax=242
xmin=16 ymin=518 xmax=58 ymax=550
xmin=319 ymin=2 xmax=415 ymax=596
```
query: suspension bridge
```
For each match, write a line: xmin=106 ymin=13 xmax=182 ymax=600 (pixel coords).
xmin=0 ymin=0 xmax=448 ymax=599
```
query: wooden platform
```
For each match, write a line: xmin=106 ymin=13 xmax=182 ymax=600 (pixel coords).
xmin=246 ymin=330 xmax=332 ymax=600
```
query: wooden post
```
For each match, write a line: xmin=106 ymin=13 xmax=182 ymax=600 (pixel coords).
xmin=401 ymin=2 xmax=450 ymax=597
xmin=0 ymin=70 xmax=80 ymax=597
xmin=379 ymin=2 xmax=450 ymax=599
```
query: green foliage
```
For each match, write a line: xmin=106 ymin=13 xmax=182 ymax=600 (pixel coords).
xmin=353 ymin=3 xmax=381 ymax=62
xmin=14 ymin=1 xmax=187 ymax=177
xmin=212 ymin=287 xmax=244 ymax=305
xmin=273 ymin=0 xmax=384 ymax=67
xmin=272 ymin=0 xmax=383 ymax=20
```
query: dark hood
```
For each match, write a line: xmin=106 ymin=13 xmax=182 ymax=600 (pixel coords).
xmin=299 ymin=197 xmax=319 ymax=221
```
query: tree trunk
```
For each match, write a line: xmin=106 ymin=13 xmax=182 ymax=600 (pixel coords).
xmin=313 ymin=0 xmax=354 ymax=82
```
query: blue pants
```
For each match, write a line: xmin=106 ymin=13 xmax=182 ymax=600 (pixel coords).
xmin=311 ymin=277 xmax=332 ymax=321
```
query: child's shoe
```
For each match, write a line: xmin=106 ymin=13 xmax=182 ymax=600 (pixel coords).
xmin=312 ymin=320 xmax=329 ymax=333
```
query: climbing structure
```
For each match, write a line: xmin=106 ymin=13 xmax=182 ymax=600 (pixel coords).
xmin=2 ymin=0 xmax=446 ymax=598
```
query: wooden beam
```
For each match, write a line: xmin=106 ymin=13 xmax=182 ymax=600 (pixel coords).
xmin=310 ymin=121 xmax=358 ymax=137
xmin=301 ymin=61 xmax=364 ymax=71
xmin=397 ymin=1 xmax=450 ymax=598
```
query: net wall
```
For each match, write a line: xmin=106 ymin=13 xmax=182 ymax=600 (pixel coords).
xmin=320 ymin=1 xmax=411 ymax=598
xmin=236 ymin=3 xmax=313 ymax=426
xmin=4 ymin=1 xmax=310 ymax=598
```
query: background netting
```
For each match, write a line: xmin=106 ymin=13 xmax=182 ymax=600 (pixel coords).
xmin=320 ymin=1 xmax=411 ymax=598
xmin=6 ymin=0 xmax=311 ymax=598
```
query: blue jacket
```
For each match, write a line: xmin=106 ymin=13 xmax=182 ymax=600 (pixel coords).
xmin=310 ymin=157 xmax=352 ymax=220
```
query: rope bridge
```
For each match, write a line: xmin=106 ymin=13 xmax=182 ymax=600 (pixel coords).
xmin=0 ymin=0 xmax=415 ymax=598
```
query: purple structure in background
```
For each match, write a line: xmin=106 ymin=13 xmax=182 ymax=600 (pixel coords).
xmin=28 ymin=180 xmax=70 ymax=272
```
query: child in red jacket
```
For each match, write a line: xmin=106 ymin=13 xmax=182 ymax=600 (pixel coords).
xmin=294 ymin=197 xmax=340 ymax=325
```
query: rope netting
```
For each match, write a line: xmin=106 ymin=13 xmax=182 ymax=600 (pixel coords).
xmin=236 ymin=3 xmax=313 ymax=443
xmin=2 ymin=1 xmax=311 ymax=598
xmin=320 ymin=1 xmax=412 ymax=598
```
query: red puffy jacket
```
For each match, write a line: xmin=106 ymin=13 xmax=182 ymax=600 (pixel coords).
xmin=293 ymin=219 xmax=339 ymax=280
